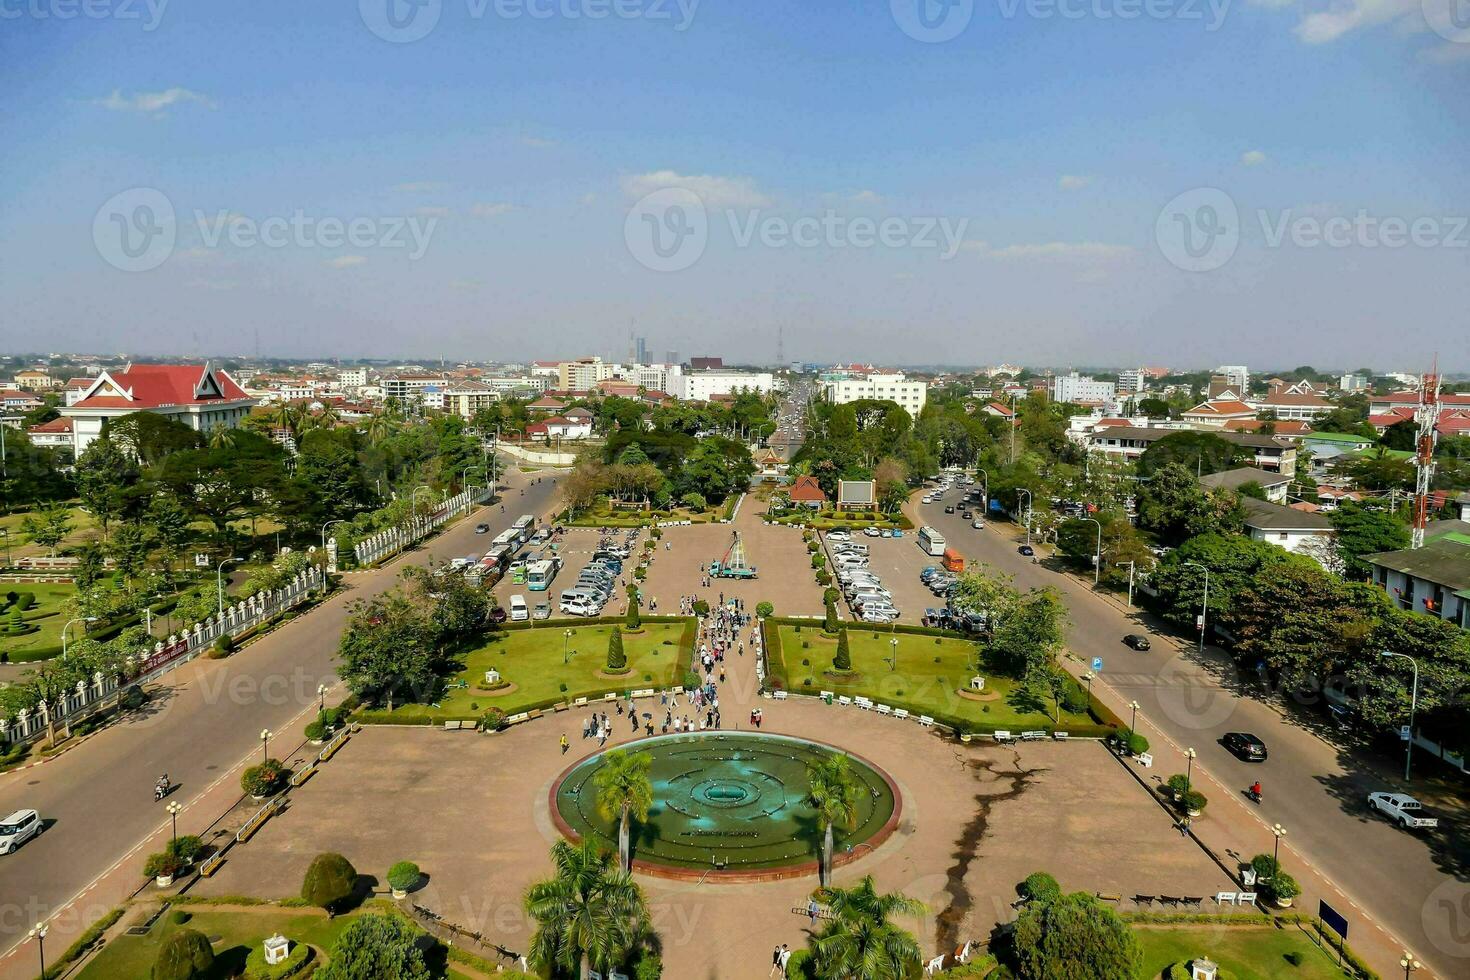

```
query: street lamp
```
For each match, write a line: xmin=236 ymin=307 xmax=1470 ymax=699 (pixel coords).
xmin=1184 ymin=747 xmax=1196 ymax=794
xmin=1080 ymin=516 xmax=1102 ymax=585
xmin=26 ymin=922 xmax=47 ymax=979
xmin=61 ymin=616 xmax=97 ymax=660
xmin=1082 ymin=671 xmax=1094 ymax=707
xmin=1272 ymin=823 xmax=1286 ymax=869
xmin=320 ymin=520 xmax=346 ymax=591
xmin=1128 ymin=700 xmax=1140 ymax=734
xmin=889 ymin=635 xmax=898 ymax=673
xmin=166 ymin=800 xmax=182 ymax=849
xmin=259 ymin=728 xmax=272 ymax=764
xmin=318 ymin=683 xmax=329 ymax=733
xmin=1400 ymin=951 xmax=1420 ymax=980
xmin=1381 ymin=651 xmax=1420 ymax=782
xmin=1120 ymin=560 xmax=1136 ymax=608
xmin=216 ymin=556 xmax=244 ymax=619
xmin=563 ymin=628 xmax=574 ymax=665
xmin=1017 ymin=488 xmax=1033 ymax=545
xmin=1183 ymin=561 xmax=1210 ymax=654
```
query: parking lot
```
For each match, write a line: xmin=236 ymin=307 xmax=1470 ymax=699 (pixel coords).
xmin=482 ymin=524 xmax=645 ymax=619
xmin=822 ymin=521 xmax=985 ymax=625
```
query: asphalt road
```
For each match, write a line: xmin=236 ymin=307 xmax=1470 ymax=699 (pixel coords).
xmin=919 ymin=488 xmax=1470 ymax=976
xmin=0 ymin=467 xmax=562 ymax=957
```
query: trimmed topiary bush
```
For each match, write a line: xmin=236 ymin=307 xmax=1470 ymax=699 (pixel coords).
xmin=301 ymin=852 xmax=358 ymax=914
xmin=833 ymin=630 xmax=851 ymax=671
xmin=152 ymin=928 xmax=214 ymax=980
xmin=607 ymin=627 xmax=627 ymax=670
xmin=756 ymin=601 xmax=774 ymax=619
xmin=144 ymin=851 xmax=186 ymax=880
xmin=387 ymin=860 xmax=421 ymax=893
xmin=168 ymin=834 xmax=204 ymax=862
xmin=1020 ymin=871 xmax=1061 ymax=904
xmin=243 ymin=940 xmax=313 ymax=980
xmin=304 ymin=720 xmax=327 ymax=742
xmin=241 ymin=759 xmax=288 ymax=798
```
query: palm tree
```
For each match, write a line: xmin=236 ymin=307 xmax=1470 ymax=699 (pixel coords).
xmin=809 ymin=876 xmax=925 ymax=980
xmin=523 ymin=838 xmax=649 ymax=980
xmin=593 ymin=749 xmax=654 ymax=871
xmin=207 ymin=426 xmax=238 ymax=450
xmin=804 ymin=754 xmax=863 ymax=884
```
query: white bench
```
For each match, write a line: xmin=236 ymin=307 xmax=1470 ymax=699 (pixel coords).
xmin=820 ymin=690 xmax=835 ymax=700
xmin=918 ymin=715 xmax=934 ymax=726
xmin=632 ymin=688 xmax=654 ymax=698
xmin=1215 ymin=892 xmax=1237 ymax=906
xmin=893 ymin=708 xmax=909 ymax=720
xmin=773 ymin=690 xmax=789 ymax=700
xmin=1021 ymin=730 xmax=1046 ymax=741
xmin=1137 ymin=752 xmax=1153 ymax=768
xmin=876 ymin=704 xmax=892 ymax=715
xmin=993 ymin=730 xmax=1014 ymax=743
xmin=1238 ymin=891 xmax=1257 ymax=905
xmin=573 ymin=697 xmax=588 ymax=707
xmin=924 ymin=954 xmax=946 ymax=976
xmin=672 ymin=686 xmax=684 ymax=695
xmin=1053 ymin=731 xmax=1068 ymax=740
xmin=603 ymin=693 xmax=618 ymax=701
xmin=507 ymin=712 xmax=530 ymax=725
xmin=838 ymin=696 xmax=853 ymax=707
xmin=855 ymin=697 xmax=874 ymax=710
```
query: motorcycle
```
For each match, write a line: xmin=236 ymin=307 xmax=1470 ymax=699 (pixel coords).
xmin=1245 ymin=786 xmax=1261 ymax=805
xmin=154 ymin=780 xmax=170 ymax=802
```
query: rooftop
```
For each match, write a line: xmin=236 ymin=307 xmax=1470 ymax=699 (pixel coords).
xmin=1366 ymin=536 xmax=1470 ymax=592
xmin=1242 ymin=496 xmax=1333 ymax=531
xmin=1199 ymin=466 xmax=1290 ymax=492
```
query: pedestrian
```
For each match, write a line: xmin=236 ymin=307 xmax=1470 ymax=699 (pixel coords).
xmin=770 ymin=945 xmax=783 ymax=977
xmin=808 ymin=899 xmax=819 ymax=925
xmin=560 ymin=734 xmax=568 ymax=754
xmin=778 ymin=946 xmax=791 ymax=973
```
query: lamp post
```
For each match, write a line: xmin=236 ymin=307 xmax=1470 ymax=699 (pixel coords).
xmin=1400 ymin=951 xmax=1420 ymax=980
xmin=563 ymin=628 xmax=574 ymax=665
xmin=1017 ymin=488 xmax=1033 ymax=545
xmin=216 ymin=556 xmax=243 ymax=619
xmin=318 ymin=683 xmax=328 ymax=733
xmin=1080 ymin=516 xmax=1102 ymax=585
xmin=1082 ymin=671 xmax=1094 ymax=707
xmin=975 ymin=466 xmax=989 ymax=510
xmin=1129 ymin=700 xmax=1140 ymax=734
xmin=1120 ymin=560 xmax=1136 ymax=607
xmin=166 ymin=800 xmax=182 ymax=849
xmin=1184 ymin=747 xmax=1196 ymax=794
xmin=61 ymin=616 xmax=96 ymax=660
xmin=259 ymin=728 xmax=272 ymax=765
xmin=889 ymin=635 xmax=898 ymax=673
xmin=1272 ymin=823 xmax=1286 ymax=869
xmin=410 ymin=484 xmax=433 ymax=526
xmin=1381 ymin=651 xmax=1420 ymax=782
xmin=26 ymin=923 xmax=46 ymax=979
xmin=1183 ymin=561 xmax=1210 ymax=654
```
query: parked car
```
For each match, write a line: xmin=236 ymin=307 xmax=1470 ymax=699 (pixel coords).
xmin=0 ymin=809 xmax=43 ymax=855
xmin=864 ymin=526 xmax=882 ymax=537
xmin=1123 ymin=634 xmax=1151 ymax=651
xmin=1367 ymin=793 xmax=1438 ymax=830
xmin=474 ymin=523 xmax=490 ymax=534
xmin=532 ymin=602 xmax=551 ymax=621
xmin=1222 ymin=732 xmax=1268 ymax=762
xmin=1018 ymin=545 xmax=1035 ymax=557
xmin=826 ymin=530 xmax=851 ymax=542
xmin=508 ymin=595 xmax=529 ymax=622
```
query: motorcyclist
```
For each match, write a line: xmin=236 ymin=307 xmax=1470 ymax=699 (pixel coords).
xmin=1249 ymin=780 xmax=1262 ymax=801
xmin=155 ymin=774 xmax=169 ymax=799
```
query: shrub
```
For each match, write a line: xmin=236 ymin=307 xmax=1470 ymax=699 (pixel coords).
xmin=304 ymin=720 xmax=327 ymax=741
xmin=680 ymin=492 xmax=706 ymax=511
xmin=1267 ymin=871 xmax=1300 ymax=901
xmin=1249 ymin=853 xmax=1280 ymax=881
xmin=241 ymin=759 xmax=287 ymax=797
xmin=683 ymin=671 xmax=700 ymax=690
xmin=481 ymin=707 xmax=508 ymax=730
xmin=806 ymin=541 xmax=819 ymax=553
xmin=387 ymin=860 xmax=421 ymax=892
xmin=693 ymin=600 xmax=709 ymax=616
xmin=1121 ymin=730 xmax=1149 ymax=756
xmin=1284 ymin=950 xmax=1304 ymax=966
xmin=169 ymin=909 xmax=192 ymax=925
xmin=168 ymin=834 xmax=204 ymax=862
xmin=316 ymin=913 xmax=426 ymax=979
xmin=152 ymin=928 xmax=214 ymax=980
xmin=1020 ymin=871 xmax=1061 ymax=905
xmin=823 ymin=596 xmax=839 ymax=633
xmin=607 ymin=627 xmax=627 ymax=670
xmin=14 ymin=592 xmax=35 ymax=611
xmin=144 ymin=851 xmax=186 ymax=879
xmin=1182 ymin=790 xmax=1208 ymax=813
xmin=243 ymin=940 xmax=313 ymax=980
xmin=1061 ymin=687 xmax=1089 ymax=714
xmin=633 ymin=566 xmax=647 ymax=581
xmin=756 ymin=601 xmax=774 ymax=618
xmin=301 ymin=852 xmax=358 ymax=914
xmin=815 ymin=570 xmax=831 ymax=586
xmin=625 ymin=587 xmax=642 ymax=629
xmin=633 ymin=949 xmax=663 ymax=980
xmin=1012 ymin=892 xmax=1141 ymax=980
xmin=811 ymin=553 xmax=826 ymax=569
xmin=212 ymin=635 xmax=234 ymax=657
xmin=833 ymin=630 xmax=851 ymax=671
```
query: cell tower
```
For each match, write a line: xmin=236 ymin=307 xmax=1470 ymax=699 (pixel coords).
xmin=776 ymin=324 xmax=785 ymax=366
xmin=1411 ymin=358 xmax=1442 ymax=550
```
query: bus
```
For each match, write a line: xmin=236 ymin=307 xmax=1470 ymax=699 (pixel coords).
xmin=526 ymin=559 xmax=559 ymax=592
xmin=918 ymin=526 xmax=946 ymax=557
xmin=512 ymin=514 xmax=536 ymax=541
xmin=491 ymin=529 xmax=518 ymax=550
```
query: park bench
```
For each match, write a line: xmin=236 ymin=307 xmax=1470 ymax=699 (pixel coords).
xmin=603 ymin=693 xmax=618 ymax=701
xmin=1134 ymin=895 xmax=1156 ymax=906
xmin=573 ymin=697 xmax=588 ymax=707
xmin=773 ymin=690 xmax=788 ymax=700
xmin=507 ymin=712 xmax=530 ymax=725
xmin=1020 ymin=730 xmax=1046 ymax=741
xmin=1053 ymin=731 xmax=1069 ymax=740
xmin=854 ymin=697 xmax=873 ymax=710
xmin=1137 ymin=752 xmax=1153 ymax=767
xmin=838 ymin=696 xmax=853 ymax=707
xmin=876 ymin=704 xmax=892 ymax=715
xmin=820 ymin=690 xmax=835 ymax=701
xmin=893 ymin=708 xmax=909 ymax=720
xmin=290 ymin=763 xmax=317 ymax=787
xmin=200 ymin=851 xmax=227 ymax=877
xmin=993 ymin=730 xmax=1014 ymax=743
xmin=1095 ymin=893 xmax=1121 ymax=903
xmin=1215 ymin=892 xmax=1237 ymax=905
xmin=1238 ymin=891 xmax=1258 ymax=905
xmin=918 ymin=715 xmax=934 ymax=726
xmin=632 ymin=688 xmax=654 ymax=698
xmin=1159 ymin=895 xmax=1181 ymax=907
xmin=1182 ymin=896 xmax=1203 ymax=907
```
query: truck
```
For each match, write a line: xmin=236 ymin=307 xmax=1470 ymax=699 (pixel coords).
xmin=942 ymin=548 xmax=965 ymax=573
xmin=709 ymin=532 xmax=758 ymax=579
xmin=1367 ymin=792 xmax=1438 ymax=830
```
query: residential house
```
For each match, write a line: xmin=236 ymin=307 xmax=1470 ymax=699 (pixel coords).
xmin=25 ymin=416 xmax=73 ymax=450
xmin=1241 ymin=497 xmax=1335 ymax=559
xmin=1365 ymin=528 xmax=1470 ymax=630
xmin=14 ymin=370 xmax=56 ymax=390
xmin=62 ymin=378 xmax=95 ymax=406
xmin=60 ymin=363 xmax=254 ymax=455
xmin=1085 ymin=426 xmax=1298 ymax=476
xmin=1200 ymin=466 xmax=1291 ymax=503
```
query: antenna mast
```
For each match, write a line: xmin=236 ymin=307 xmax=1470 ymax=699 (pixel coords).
xmin=1411 ymin=357 xmax=1441 ymax=550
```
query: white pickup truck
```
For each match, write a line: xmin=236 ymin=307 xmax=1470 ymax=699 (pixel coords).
xmin=1367 ymin=792 xmax=1439 ymax=830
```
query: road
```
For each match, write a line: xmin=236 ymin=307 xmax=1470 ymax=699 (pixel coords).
xmin=918 ymin=489 xmax=1469 ymax=977
xmin=0 ymin=466 xmax=562 ymax=963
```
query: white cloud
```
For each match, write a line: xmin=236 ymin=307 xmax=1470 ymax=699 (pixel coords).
xmin=414 ymin=207 xmax=451 ymax=218
xmin=1287 ymin=0 xmax=1420 ymax=44
xmin=965 ymin=241 xmax=1134 ymax=261
xmin=1241 ymin=149 xmax=1268 ymax=166
xmin=620 ymin=170 xmax=772 ymax=209
xmin=850 ymin=189 xmax=883 ymax=204
xmin=469 ymin=202 xmax=514 ymax=218
xmin=327 ymin=255 xmax=366 ymax=269
xmin=580 ymin=193 xmax=598 ymax=206
xmin=93 ymin=88 xmax=215 ymax=113
xmin=1058 ymin=175 xmax=1093 ymax=191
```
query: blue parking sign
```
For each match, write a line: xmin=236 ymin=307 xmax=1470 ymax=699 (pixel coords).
xmin=1091 ymin=657 xmax=1104 ymax=672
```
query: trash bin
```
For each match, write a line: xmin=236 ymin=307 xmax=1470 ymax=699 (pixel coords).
xmin=823 ymin=693 xmax=833 ymax=705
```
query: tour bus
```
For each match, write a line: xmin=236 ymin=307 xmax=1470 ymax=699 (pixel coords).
xmin=526 ymin=558 xmax=559 ymax=592
xmin=491 ymin=529 xmax=518 ymax=551
xmin=918 ymin=526 xmax=946 ymax=557
xmin=511 ymin=514 xmax=536 ymax=545
xmin=483 ymin=545 xmax=511 ymax=572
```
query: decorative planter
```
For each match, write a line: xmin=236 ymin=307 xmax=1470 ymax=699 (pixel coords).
xmin=1273 ymin=896 xmax=1294 ymax=909
xmin=155 ymin=874 xmax=174 ymax=888
xmin=391 ymin=888 xmax=407 ymax=900
xmin=1187 ymin=807 xmax=1202 ymax=817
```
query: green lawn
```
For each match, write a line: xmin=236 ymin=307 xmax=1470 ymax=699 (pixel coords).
xmin=0 ymin=582 xmax=78 ymax=658
xmin=765 ymin=624 xmax=1101 ymax=734
xmin=1135 ymin=922 xmax=1355 ymax=979
xmin=376 ymin=620 xmax=696 ymax=721
xmin=76 ymin=901 xmax=522 ymax=980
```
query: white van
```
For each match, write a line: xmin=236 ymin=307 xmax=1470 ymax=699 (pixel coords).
xmin=508 ymin=595 xmax=529 ymax=622
xmin=0 ymin=809 xmax=42 ymax=855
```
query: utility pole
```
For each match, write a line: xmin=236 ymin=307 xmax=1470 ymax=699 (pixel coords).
xmin=1410 ymin=359 xmax=1441 ymax=550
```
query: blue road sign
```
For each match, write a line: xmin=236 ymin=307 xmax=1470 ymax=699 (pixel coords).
xmin=1091 ymin=657 xmax=1104 ymax=672
xmin=1319 ymin=900 xmax=1348 ymax=940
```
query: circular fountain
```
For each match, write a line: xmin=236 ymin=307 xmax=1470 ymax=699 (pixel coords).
xmin=550 ymin=732 xmax=900 ymax=880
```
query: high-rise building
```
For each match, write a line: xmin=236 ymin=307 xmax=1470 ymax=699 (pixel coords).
xmin=1051 ymin=372 xmax=1116 ymax=404
xmin=665 ymin=350 xmax=679 ymax=366
xmin=821 ymin=372 xmax=928 ymax=417
xmin=1118 ymin=369 xmax=1147 ymax=394
xmin=1217 ymin=365 xmax=1250 ymax=393
xmin=634 ymin=336 xmax=649 ymax=364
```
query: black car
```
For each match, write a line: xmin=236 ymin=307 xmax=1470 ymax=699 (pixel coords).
xmin=1223 ymin=732 xmax=1268 ymax=762
xmin=1123 ymin=634 xmax=1151 ymax=651
xmin=474 ymin=524 xmax=490 ymax=534
xmin=1018 ymin=544 xmax=1034 ymax=557
xmin=961 ymin=510 xmax=973 ymax=519
xmin=944 ymin=505 xmax=955 ymax=514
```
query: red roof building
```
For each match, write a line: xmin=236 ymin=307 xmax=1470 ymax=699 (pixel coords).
xmin=61 ymin=363 xmax=255 ymax=455
xmin=788 ymin=475 xmax=828 ymax=507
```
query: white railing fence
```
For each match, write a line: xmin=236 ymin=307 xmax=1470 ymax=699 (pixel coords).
xmin=352 ymin=485 xmax=492 ymax=567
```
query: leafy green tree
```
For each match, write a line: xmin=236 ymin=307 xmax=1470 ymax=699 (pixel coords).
xmin=606 ymin=626 xmax=627 ymax=671
xmin=988 ymin=588 xmax=1067 ymax=683
xmin=1345 ymin=448 xmax=1414 ymax=492
xmin=524 ymin=839 xmax=650 ymax=980
xmin=1231 ymin=565 xmax=1375 ymax=686
xmin=824 ymin=593 xmax=839 ymax=634
xmin=1149 ymin=534 xmax=1305 ymax=633
xmin=73 ymin=437 xmax=138 ymax=539
xmin=152 ymin=928 xmax=214 ymax=980
xmin=1137 ymin=396 xmax=1171 ymax=418
xmin=73 ymin=541 xmax=105 ymax=588
xmin=1380 ymin=418 xmax=1418 ymax=451
xmin=301 ymin=852 xmax=358 ymax=915
xmin=809 ymin=876 xmax=925 ymax=980
xmin=1330 ymin=501 xmax=1410 ymax=579
xmin=804 ymin=754 xmax=862 ymax=884
xmin=316 ymin=913 xmax=429 ymax=980
xmin=337 ymin=591 xmax=436 ymax=710
xmin=146 ymin=494 xmax=193 ymax=571
xmin=679 ymin=491 xmax=707 ymax=511
xmin=1011 ymin=891 xmax=1141 ymax=980
xmin=1136 ymin=462 xmax=1243 ymax=546
xmin=625 ymin=585 xmax=642 ymax=629
xmin=1137 ymin=430 xmax=1243 ymax=478
xmin=594 ymin=749 xmax=653 ymax=870
xmin=108 ymin=520 xmax=149 ymax=580
xmin=20 ymin=503 xmax=71 ymax=557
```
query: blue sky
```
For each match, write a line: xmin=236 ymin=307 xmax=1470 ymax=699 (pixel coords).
xmin=2 ymin=0 xmax=1467 ymax=369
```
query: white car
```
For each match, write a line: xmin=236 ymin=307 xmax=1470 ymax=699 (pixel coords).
xmin=0 ymin=809 xmax=42 ymax=855
xmin=971 ymin=520 xmax=985 ymax=529
xmin=559 ymin=597 xmax=600 ymax=617
xmin=825 ymin=530 xmax=851 ymax=542
xmin=863 ymin=526 xmax=882 ymax=537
